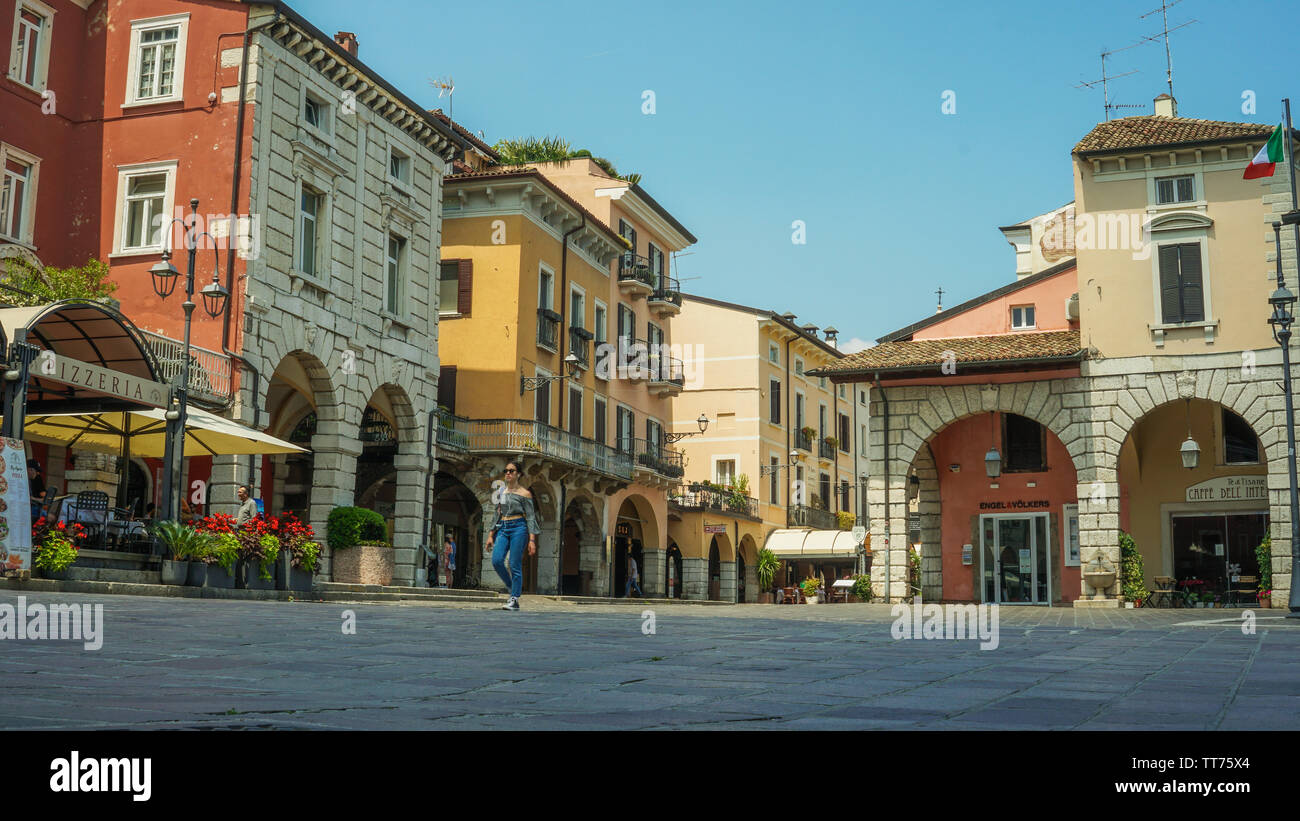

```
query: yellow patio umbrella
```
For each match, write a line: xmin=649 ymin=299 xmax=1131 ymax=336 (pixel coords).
xmin=22 ymin=407 xmax=307 ymax=457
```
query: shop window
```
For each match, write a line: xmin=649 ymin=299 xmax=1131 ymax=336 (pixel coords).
xmin=1222 ymin=408 xmax=1261 ymax=464
xmin=1002 ymin=413 xmax=1046 ymax=472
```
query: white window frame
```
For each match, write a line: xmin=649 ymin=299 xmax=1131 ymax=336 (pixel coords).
xmin=538 ymin=262 xmax=555 ymax=311
xmin=567 ymin=382 xmax=584 ymax=435
xmin=294 ymin=181 xmax=328 ymax=279
xmin=0 ymin=142 xmax=40 ymax=246
xmin=534 ymin=366 xmax=552 ymax=425
xmin=838 ymin=384 xmax=846 ymax=400
xmin=110 ymin=160 xmax=177 ymax=257
xmin=438 ymin=259 xmax=460 ymax=317
xmin=384 ymin=231 xmax=406 ymax=317
xmin=8 ymin=0 xmax=55 ymax=92
xmin=387 ymin=143 xmax=412 ymax=190
xmin=794 ymin=357 xmax=804 ymax=377
xmin=1148 ymin=231 xmax=1214 ymax=338
xmin=1145 ymin=168 xmax=1206 ymax=213
xmin=569 ymin=282 xmax=586 ymax=330
xmin=1063 ymin=503 xmax=1080 ymax=567
xmin=712 ymin=455 xmax=739 ymax=487
xmin=768 ymin=342 xmax=780 ymax=364
xmin=1011 ymin=304 xmax=1036 ymax=330
xmin=593 ymin=393 xmax=608 ymax=444
xmin=593 ymin=298 xmax=608 ymax=344
xmin=1153 ymin=173 xmax=1195 ymax=206
xmin=860 ymin=423 xmax=869 ymax=456
xmin=123 ymin=13 xmax=189 ymax=108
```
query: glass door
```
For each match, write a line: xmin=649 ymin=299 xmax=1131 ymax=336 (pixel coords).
xmin=980 ymin=514 xmax=1050 ymax=604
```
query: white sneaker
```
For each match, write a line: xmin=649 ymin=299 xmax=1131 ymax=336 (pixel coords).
xmin=502 ymin=597 xmax=519 ymax=611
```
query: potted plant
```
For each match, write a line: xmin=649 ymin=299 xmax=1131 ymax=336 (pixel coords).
xmin=836 ymin=511 xmax=855 ymax=531
xmin=1119 ymin=531 xmax=1148 ymax=608
xmin=235 ymin=518 xmax=280 ymax=590
xmin=150 ymin=520 xmax=215 ymax=585
xmin=269 ymin=512 xmax=319 ymax=592
xmin=31 ymin=517 xmax=84 ymax=581
xmin=851 ymin=574 xmax=873 ymax=603
xmin=824 ymin=436 xmax=838 ymax=450
xmin=193 ymin=514 xmax=239 ymax=588
xmin=328 ymin=506 xmax=393 ymax=586
xmin=800 ymin=576 xmax=821 ymax=604
xmin=756 ymin=548 xmax=779 ymax=603
xmin=1256 ymin=534 xmax=1272 ymax=608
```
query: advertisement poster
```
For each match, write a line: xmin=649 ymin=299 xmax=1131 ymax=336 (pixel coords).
xmin=0 ymin=438 xmax=32 ymax=572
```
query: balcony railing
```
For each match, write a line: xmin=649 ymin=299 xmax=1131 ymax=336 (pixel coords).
xmin=441 ymin=417 xmax=633 ymax=480
xmin=787 ymin=504 xmax=839 ymax=530
xmin=649 ymin=274 xmax=682 ymax=308
xmin=138 ymin=329 xmax=233 ymax=406
xmin=795 ymin=429 xmax=813 ymax=451
xmin=648 ymin=351 xmax=685 ymax=388
xmin=618 ymin=253 xmax=655 ymax=290
xmin=569 ymin=327 xmax=592 ymax=369
xmin=632 ymin=438 xmax=684 ymax=479
xmin=669 ymin=485 xmax=760 ymax=519
xmin=818 ymin=438 xmax=835 ymax=460
xmin=537 ymin=308 xmax=560 ymax=350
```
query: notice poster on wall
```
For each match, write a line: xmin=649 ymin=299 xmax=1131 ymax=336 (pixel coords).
xmin=0 ymin=438 xmax=33 ymax=572
xmin=1018 ymin=548 xmax=1032 ymax=573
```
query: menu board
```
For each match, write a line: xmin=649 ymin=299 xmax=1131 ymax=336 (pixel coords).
xmin=0 ymin=438 xmax=32 ymax=572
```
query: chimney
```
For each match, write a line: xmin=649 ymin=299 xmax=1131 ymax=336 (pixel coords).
xmin=1153 ymin=93 xmax=1177 ymax=118
xmin=822 ymin=326 xmax=839 ymax=348
xmin=334 ymin=31 xmax=358 ymax=56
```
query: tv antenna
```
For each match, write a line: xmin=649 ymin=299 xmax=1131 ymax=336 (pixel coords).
xmin=1075 ymin=43 xmax=1144 ymax=120
xmin=1139 ymin=0 xmax=1197 ymax=100
xmin=429 ymin=76 xmax=455 ymax=120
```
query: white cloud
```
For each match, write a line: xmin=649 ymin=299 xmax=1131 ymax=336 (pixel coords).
xmin=840 ymin=337 xmax=875 ymax=354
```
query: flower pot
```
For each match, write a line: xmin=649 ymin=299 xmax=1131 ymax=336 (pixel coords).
xmin=1259 ymin=597 xmax=1271 ymax=609
xmin=275 ymin=553 xmax=292 ymax=591
xmin=38 ymin=568 xmax=70 ymax=581
xmin=1124 ymin=601 xmax=1134 ymax=609
xmin=805 ymin=595 xmax=819 ymax=605
xmin=237 ymin=558 xmax=275 ymax=590
xmin=186 ymin=561 xmax=208 ymax=587
xmin=758 ymin=592 xmax=773 ymax=604
xmin=332 ymin=543 xmax=394 ymax=586
xmin=205 ymin=563 xmax=236 ymax=589
xmin=289 ymin=567 xmax=313 ymax=592
xmin=160 ymin=559 xmax=189 ymax=586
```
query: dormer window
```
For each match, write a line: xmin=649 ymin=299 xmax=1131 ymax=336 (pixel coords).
xmin=1155 ymin=174 xmax=1194 ymax=205
xmin=1011 ymin=305 xmax=1036 ymax=330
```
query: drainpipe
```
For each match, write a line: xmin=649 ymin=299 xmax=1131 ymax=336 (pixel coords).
xmin=557 ymin=217 xmax=585 ymax=431
xmin=852 ymin=380 xmax=860 ymax=520
xmin=875 ymin=373 xmax=890 ymax=602
xmin=420 ymin=405 xmax=436 ymax=580
xmin=223 ymin=12 xmax=279 ymax=488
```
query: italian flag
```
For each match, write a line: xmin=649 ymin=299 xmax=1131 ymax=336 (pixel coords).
xmin=1244 ymin=123 xmax=1285 ymax=179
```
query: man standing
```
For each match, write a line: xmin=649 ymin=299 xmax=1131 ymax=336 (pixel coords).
xmin=625 ymin=552 xmax=642 ymax=598
xmin=443 ymin=533 xmax=456 ymax=589
xmin=27 ymin=459 xmax=45 ymax=523
xmin=235 ymin=485 xmax=258 ymax=528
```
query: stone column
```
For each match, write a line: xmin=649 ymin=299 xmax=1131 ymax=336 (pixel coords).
xmin=1075 ymin=477 xmax=1121 ymax=607
xmin=209 ymin=453 xmax=253 ymax=520
xmin=65 ymin=452 xmax=119 ymax=498
xmin=310 ymin=434 xmax=362 ymax=582
xmin=867 ymin=473 xmax=911 ymax=602
xmin=719 ymin=559 xmax=737 ymax=603
xmin=642 ymin=549 xmax=665 ymax=598
xmin=681 ymin=557 xmax=707 ymax=600
xmin=535 ymin=517 xmax=562 ymax=594
xmin=390 ymin=450 xmax=426 ymax=587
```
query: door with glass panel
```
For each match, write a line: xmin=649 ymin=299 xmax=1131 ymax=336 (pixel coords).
xmin=980 ymin=514 xmax=1051 ymax=604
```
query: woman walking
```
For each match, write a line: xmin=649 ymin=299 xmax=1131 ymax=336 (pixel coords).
xmin=485 ymin=460 xmax=539 ymax=611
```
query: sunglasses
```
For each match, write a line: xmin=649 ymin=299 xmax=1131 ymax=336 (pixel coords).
xmin=504 ymin=468 xmax=518 ymax=474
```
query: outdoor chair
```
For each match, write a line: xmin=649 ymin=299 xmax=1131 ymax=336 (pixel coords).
xmin=1228 ymin=575 xmax=1258 ymax=607
xmin=1149 ymin=576 xmax=1178 ymax=608
xmin=73 ymin=490 xmax=110 ymax=550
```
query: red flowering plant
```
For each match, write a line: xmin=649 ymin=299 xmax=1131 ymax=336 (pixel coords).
xmin=236 ymin=516 xmax=280 ymax=580
xmin=31 ymin=517 xmax=87 ymax=573
xmin=268 ymin=512 xmax=320 ymax=573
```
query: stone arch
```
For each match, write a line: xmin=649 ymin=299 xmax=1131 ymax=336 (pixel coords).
xmin=431 ymin=470 xmax=484 ymax=588
xmin=560 ymin=491 xmax=604 ymax=595
xmin=738 ymin=534 xmax=759 ymax=603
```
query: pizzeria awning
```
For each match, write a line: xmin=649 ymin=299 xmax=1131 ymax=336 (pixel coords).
xmin=763 ymin=528 xmax=864 ymax=560
xmin=23 ymin=407 xmax=306 ymax=457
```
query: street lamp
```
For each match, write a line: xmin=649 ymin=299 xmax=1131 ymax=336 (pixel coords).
xmin=153 ymin=198 xmax=230 ymax=523
xmin=519 ymin=352 xmax=580 ymax=394
xmin=665 ymin=412 xmax=710 ymax=443
xmin=1179 ymin=398 xmax=1200 ymax=470
xmin=1269 ymin=218 xmax=1300 ymax=618
xmin=984 ymin=412 xmax=1001 ymax=478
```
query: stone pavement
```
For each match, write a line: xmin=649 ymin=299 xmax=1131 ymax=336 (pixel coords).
xmin=1 ymin=592 xmax=1296 ymax=730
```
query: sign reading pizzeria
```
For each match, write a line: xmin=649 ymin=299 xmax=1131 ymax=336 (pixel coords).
xmin=978 ymin=500 xmax=1050 ymax=510
xmin=1186 ymin=475 xmax=1267 ymax=503
xmin=35 ymin=352 xmax=170 ymax=409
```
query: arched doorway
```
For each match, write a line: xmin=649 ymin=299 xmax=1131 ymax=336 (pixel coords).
xmin=281 ymin=411 xmax=316 ymax=520
xmin=355 ymin=403 xmax=398 ymax=522
xmin=738 ymin=534 xmax=758 ymax=603
xmin=432 ymin=471 xmax=483 ymax=588
xmin=708 ymin=537 xmax=721 ymax=601
xmin=736 ymin=551 xmax=747 ymax=603
xmin=666 ymin=543 xmax=683 ymax=599
xmin=613 ymin=497 xmax=647 ymax=598
xmin=561 ymin=495 xmax=601 ymax=596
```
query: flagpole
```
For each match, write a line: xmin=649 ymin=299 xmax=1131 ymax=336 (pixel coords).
xmin=1280 ymin=100 xmax=1300 ymax=617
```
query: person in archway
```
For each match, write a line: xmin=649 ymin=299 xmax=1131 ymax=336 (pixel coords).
xmin=485 ymin=460 xmax=539 ymax=611
xmin=443 ymin=532 xmax=456 ymax=589
xmin=625 ymin=550 xmax=643 ymax=598
xmin=27 ymin=459 xmax=45 ymax=523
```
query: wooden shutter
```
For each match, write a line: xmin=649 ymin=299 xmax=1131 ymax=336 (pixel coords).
xmin=770 ymin=379 xmax=781 ymax=424
xmin=439 ymin=366 xmax=457 ymax=414
xmin=1158 ymin=245 xmax=1182 ymax=323
xmin=594 ymin=399 xmax=606 ymax=444
xmin=1178 ymin=243 xmax=1204 ymax=322
xmin=456 ymin=258 xmax=473 ymax=316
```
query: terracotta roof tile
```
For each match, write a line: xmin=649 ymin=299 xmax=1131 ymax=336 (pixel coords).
xmin=1074 ymin=116 xmax=1275 ymax=155
xmin=816 ymin=330 xmax=1083 ymax=375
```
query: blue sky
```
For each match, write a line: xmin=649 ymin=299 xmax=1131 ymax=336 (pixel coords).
xmin=305 ymin=0 xmax=1296 ymax=349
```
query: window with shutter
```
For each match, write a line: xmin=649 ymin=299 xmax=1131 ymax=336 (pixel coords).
xmin=770 ymin=379 xmax=781 ymax=424
xmin=456 ymin=259 xmax=473 ymax=316
xmin=1158 ymin=243 xmax=1204 ymax=324
xmin=594 ymin=398 xmax=606 ymax=444
xmin=438 ymin=366 xmax=457 ymax=414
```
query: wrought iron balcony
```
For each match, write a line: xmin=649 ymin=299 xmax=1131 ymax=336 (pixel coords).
xmin=537 ymin=308 xmax=560 ymax=351
xmin=648 ymin=274 xmax=682 ymax=316
xmin=569 ymin=326 xmax=592 ymax=369
xmin=818 ymin=438 xmax=835 ymax=460
xmin=787 ymin=504 xmax=838 ymax=530
xmin=617 ymin=253 xmax=654 ymax=296
xmin=138 ymin=328 xmax=233 ymax=407
xmin=648 ymin=351 xmax=685 ymax=395
xmin=669 ymin=485 xmax=760 ymax=519
xmin=795 ymin=429 xmax=813 ymax=452
xmin=632 ymin=438 xmax=684 ymax=479
xmin=451 ymin=417 xmax=633 ymax=480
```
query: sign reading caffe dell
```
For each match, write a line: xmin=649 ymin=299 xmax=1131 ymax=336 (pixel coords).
xmin=1186 ymin=475 xmax=1267 ymax=503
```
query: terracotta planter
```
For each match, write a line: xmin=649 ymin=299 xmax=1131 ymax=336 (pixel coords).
xmin=1259 ymin=597 xmax=1271 ymax=609
xmin=331 ymin=543 xmax=394 ymax=586
xmin=758 ymin=592 xmax=773 ymax=604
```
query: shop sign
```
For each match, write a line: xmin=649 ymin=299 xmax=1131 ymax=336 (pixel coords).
xmin=614 ymin=522 xmax=632 ymax=538
xmin=961 ymin=544 xmax=973 ymax=566
xmin=703 ymin=524 xmax=727 ymax=534
xmin=978 ymin=500 xmax=1050 ymax=510
xmin=37 ymin=352 xmax=169 ymax=409
xmin=1185 ymin=476 xmax=1267 ymax=503
xmin=0 ymin=437 xmax=33 ymax=572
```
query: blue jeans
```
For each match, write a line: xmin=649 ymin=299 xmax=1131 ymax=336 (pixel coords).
xmin=625 ymin=576 xmax=642 ymax=597
xmin=491 ymin=518 xmax=528 ymax=599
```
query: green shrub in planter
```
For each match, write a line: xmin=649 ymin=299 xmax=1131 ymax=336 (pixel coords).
xmin=1256 ymin=534 xmax=1272 ymax=596
xmin=756 ymin=548 xmax=779 ymax=591
xmin=1119 ymin=531 xmax=1148 ymax=605
xmin=327 ymin=506 xmax=387 ymax=551
xmin=800 ymin=577 xmax=821 ymax=599
xmin=851 ymin=574 xmax=873 ymax=602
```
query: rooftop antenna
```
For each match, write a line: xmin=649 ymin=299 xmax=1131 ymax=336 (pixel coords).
xmin=1139 ymin=0 xmax=1197 ymax=99
xmin=429 ymin=76 xmax=455 ymax=121
xmin=1075 ymin=43 xmax=1144 ymax=120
